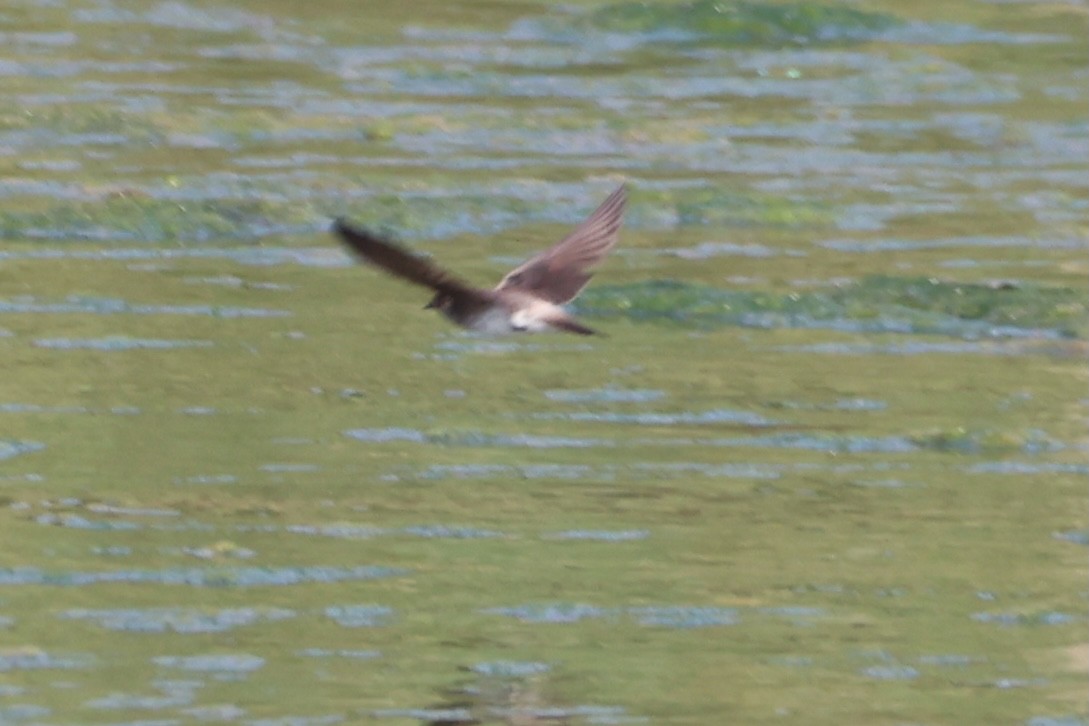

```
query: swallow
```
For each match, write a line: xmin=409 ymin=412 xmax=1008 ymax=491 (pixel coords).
xmin=332 ymin=184 xmax=626 ymax=336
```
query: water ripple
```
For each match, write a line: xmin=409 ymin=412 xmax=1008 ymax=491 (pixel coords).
xmin=0 ymin=296 xmax=289 ymax=318
xmin=1 ymin=565 xmax=405 ymax=587
xmin=0 ymin=649 xmax=90 ymax=671
xmin=153 ymin=653 xmax=266 ymax=673
xmin=534 ymin=409 xmax=777 ymax=426
xmin=544 ymin=388 xmax=667 ymax=403
xmin=544 ymin=530 xmax=650 ymax=541
xmin=60 ymin=607 xmax=296 ymax=633
xmin=34 ymin=337 xmax=214 ymax=351
xmin=323 ymin=605 xmax=393 ymax=628
xmin=0 ymin=440 xmax=45 ymax=460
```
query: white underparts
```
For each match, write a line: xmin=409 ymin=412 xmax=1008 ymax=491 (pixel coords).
xmin=464 ymin=301 xmax=565 ymax=334
xmin=510 ymin=299 xmax=566 ymax=332
xmin=509 ymin=310 xmax=553 ymax=332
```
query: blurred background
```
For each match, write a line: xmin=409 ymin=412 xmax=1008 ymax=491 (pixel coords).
xmin=0 ymin=0 xmax=1085 ymax=723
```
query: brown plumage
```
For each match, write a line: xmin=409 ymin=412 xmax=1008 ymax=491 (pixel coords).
xmin=332 ymin=184 xmax=627 ymax=335
xmin=496 ymin=184 xmax=627 ymax=304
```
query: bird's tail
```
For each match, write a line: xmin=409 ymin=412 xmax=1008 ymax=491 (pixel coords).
xmin=550 ymin=317 xmax=601 ymax=336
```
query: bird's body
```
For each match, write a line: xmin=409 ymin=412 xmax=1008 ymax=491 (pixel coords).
xmin=333 ymin=185 xmax=626 ymax=336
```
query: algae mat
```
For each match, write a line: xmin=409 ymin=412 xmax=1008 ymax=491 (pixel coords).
xmin=0 ymin=0 xmax=1085 ymax=723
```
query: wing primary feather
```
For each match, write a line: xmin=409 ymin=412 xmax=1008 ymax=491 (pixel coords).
xmin=332 ymin=218 xmax=487 ymax=300
xmin=496 ymin=184 xmax=627 ymax=304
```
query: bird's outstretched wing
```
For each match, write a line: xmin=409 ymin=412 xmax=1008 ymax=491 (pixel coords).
xmin=332 ymin=219 xmax=493 ymax=302
xmin=496 ymin=184 xmax=627 ymax=304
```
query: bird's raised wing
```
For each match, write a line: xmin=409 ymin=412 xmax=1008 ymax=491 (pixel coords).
xmin=333 ymin=219 xmax=492 ymax=302
xmin=496 ymin=184 xmax=627 ymax=304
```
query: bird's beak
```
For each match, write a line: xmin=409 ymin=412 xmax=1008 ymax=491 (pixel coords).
xmin=424 ymin=300 xmax=436 ymax=310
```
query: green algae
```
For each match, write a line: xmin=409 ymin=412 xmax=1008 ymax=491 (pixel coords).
xmin=0 ymin=105 xmax=165 ymax=143
xmin=0 ymin=183 xmax=832 ymax=242
xmin=584 ymin=0 xmax=898 ymax=46
xmin=0 ymin=195 xmax=322 ymax=242
xmin=845 ymin=276 xmax=1087 ymax=337
xmin=635 ymin=186 xmax=834 ymax=229
xmin=576 ymin=276 xmax=1087 ymax=338
xmin=908 ymin=426 xmax=1066 ymax=455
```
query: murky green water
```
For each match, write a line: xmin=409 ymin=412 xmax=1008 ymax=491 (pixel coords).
xmin=0 ymin=0 xmax=1085 ymax=723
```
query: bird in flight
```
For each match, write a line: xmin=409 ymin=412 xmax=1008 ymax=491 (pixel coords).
xmin=332 ymin=184 xmax=626 ymax=336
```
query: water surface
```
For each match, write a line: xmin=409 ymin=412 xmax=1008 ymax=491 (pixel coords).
xmin=0 ymin=0 xmax=1085 ymax=723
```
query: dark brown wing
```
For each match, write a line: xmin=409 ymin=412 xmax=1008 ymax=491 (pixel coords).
xmin=496 ymin=184 xmax=627 ymax=304
xmin=332 ymin=218 xmax=492 ymax=302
